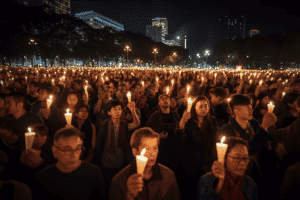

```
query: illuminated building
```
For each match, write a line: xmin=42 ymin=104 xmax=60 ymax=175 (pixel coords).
xmin=249 ymin=29 xmax=259 ymax=37
xmin=146 ymin=25 xmax=163 ymax=42
xmin=43 ymin=0 xmax=71 ymax=15
xmin=152 ymin=17 xmax=168 ymax=41
xmin=75 ymin=11 xmax=124 ymax=31
xmin=218 ymin=14 xmax=246 ymax=40
xmin=164 ymin=25 xmax=188 ymax=48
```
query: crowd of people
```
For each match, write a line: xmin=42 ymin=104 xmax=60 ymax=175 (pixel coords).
xmin=0 ymin=65 xmax=300 ymax=200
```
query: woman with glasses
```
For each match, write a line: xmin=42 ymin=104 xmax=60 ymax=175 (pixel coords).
xmin=197 ymin=137 xmax=258 ymax=200
xmin=73 ymin=105 xmax=96 ymax=162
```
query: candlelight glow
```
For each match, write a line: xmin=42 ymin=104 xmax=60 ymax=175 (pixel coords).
xmin=66 ymin=109 xmax=70 ymax=114
xmin=28 ymin=127 xmax=32 ymax=133
xmin=141 ymin=148 xmax=146 ymax=156
xmin=221 ymin=136 xmax=226 ymax=144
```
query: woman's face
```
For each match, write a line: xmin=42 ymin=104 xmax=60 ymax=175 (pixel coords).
xmin=261 ymin=96 xmax=269 ymax=106
xmin=226 ymin=144 xmax=250 ymax=176
xmin=77 ymin=107 xmax=89 ymax=120
xmin=195 ymin=100 xmax=209 ymax=117
xmin=33 ymin=132 xmax=47 ymax=148
xmin=67 ymin=94 xmax=78 ymax=108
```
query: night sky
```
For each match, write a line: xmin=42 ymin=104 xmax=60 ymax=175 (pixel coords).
xmin=70 ymin=0 xmax=298 ymax=54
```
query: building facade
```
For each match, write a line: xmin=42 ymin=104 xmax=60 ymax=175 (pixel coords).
xmin=152 ymin=17 xmax=168 ymax=41
xmin=43 ymin=0 xmax=71 ymax=15
xmin=249 ymin=29 xmax=259 ymax=37
xmin=75 ymin=11 xmax=124 ymax=31
xmin=218 ymin=14 xmax=246 ymax=40
xmin=146 ymin=25 xmax=163 ymax=43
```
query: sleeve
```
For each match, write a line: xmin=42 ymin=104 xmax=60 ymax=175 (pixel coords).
xmin=249 ymin=126 xmax=272 ymax=155
xmin=196 ymin=175 xmax=222 ymax=200
xmin=108 ymin=176 xmax=128 ymax=200
xmin=163 ymin=171 xmax=181 ymax=200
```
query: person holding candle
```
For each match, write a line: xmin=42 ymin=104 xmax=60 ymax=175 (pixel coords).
xmin=197 ymin=137 xmax=258 ymax=200
xmin=92 ymin=99 xmax=140 ymax=199
xmin=109 ymin=127 xmax=181 ymax=200
xmin=32 ymin=126 xmax=105 ymax=200
xmin=178 ymin=95 xmax=219 ymax=199
xmin=253 ymin=91 xmax=270 ymax=124
xmin=26 ymin=81 xmax=39 ymax=111
xmin=216 ymin=94 xmax=277 ymax=199
xmin=30 ymin=87 xmax=52 ymax=120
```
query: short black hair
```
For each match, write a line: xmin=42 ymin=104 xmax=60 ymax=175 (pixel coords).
xmin=229 ymin=94 xmax=251 ymax=112
xmin=32 ymin=123 xmax=49 ymax=136
xmin=53 ymin=127 xmax=83 ymax=145
xmin=212 ymin=87 xmax=227 ymax=99
xmin=108 ymin=100 xmax=122 ymax=111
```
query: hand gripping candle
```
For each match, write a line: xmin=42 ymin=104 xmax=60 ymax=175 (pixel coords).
xmin=187 ymin=97 xmax=193 ymax=112
xmin=216 ymin=136 xmax=228 ymax=164
xmin=267 ymin=101 xmax=275 ymax=113
xmin=136 ymin=148 xmax=148 ymax=175
xmin=25 ymin=127 xmax=36 ymax=150
xmin=65 ymin=108 xmax=72 ymax=125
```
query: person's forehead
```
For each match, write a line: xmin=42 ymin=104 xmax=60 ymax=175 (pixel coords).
xmin=57 ymin=136 xmax=82 ymax=147
xmin=111 ymin=105 xmax=122 ymax=110
xmin=140 ymin=137 xmax=158 ymax=147
xmin=228 ymin=144 xmax=248 ymax=155
xmin=160 ymin=96 xmax=170 ymax=101
xmin=196 ymin=100 xmax=208 ymax=106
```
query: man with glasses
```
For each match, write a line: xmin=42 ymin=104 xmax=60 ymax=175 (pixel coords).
xmin=33 ymin=126 xmax=105 ymax=200
xmin=216 ymin=94 xmax=277 ymax=199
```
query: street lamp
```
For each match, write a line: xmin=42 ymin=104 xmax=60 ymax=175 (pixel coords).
xmin=172 ymin=52 xmax=177 ymax=67
xmin=204 ymin=50 xmax=210 ymax=65
xmin=123 ymin=45 xmax=131 ymax=63
xmin=28 ymin=39 xmax=37 ymax=67
xmin=152 ymin=48 xmax=158 ymax=66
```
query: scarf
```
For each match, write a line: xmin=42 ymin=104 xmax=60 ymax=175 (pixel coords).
xmin=107 ymin=119 xmax=128 ymax=150
xmin=222 ymin=169 xmax=245 ymax=200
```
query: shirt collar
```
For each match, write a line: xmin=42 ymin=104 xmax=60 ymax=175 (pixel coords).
xmin=129 ymin=159 xmax=163 ymax=181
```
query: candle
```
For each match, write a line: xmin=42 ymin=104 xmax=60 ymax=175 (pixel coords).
xmin=141 ymin=81 xmax=144 ymax=87
xmin=249 ymin=79 xmax=252 ymax=85
xmin=259 ymin=80 xmax=263 ymax=86
xmin=156 ymin=77 xmax=159 ymax=83
xmin=201 ymin=77 xmax=204 ymax=82
xmin=25 ymin=127 xmax=36 ymax=150
xmin=267 ymin=101 xmax=275 ymax=113
xmin=127 ymin=91 xmax=131 ymax=102
xmin=171 ymin=79 xmax=174 ymax=86
xmin=166 ymin=86 xmax=169 ymax=95
xmin=47 ymin=95 xmax=53 ymax=108
xmin=187 ymin=97 xmax=193 ymax=112
xmin=227 ymin=98 xmax=231 ymax=103
xmin=64 ymin=109 xmax=72 ymax=125
xmin=282 ymin=92 xmax=286 ymax=97
xmin=216 ymin=136 xmax=228 ymax=164
xmin=136 ymin=148 xmax=148 ymax=175
xmin=187 ymin=85 xmax=191 ymax=95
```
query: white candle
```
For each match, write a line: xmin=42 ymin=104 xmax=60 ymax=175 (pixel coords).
xmin=187 ymin=97 xmax=193 ymax=112
xmin=136 ymin=148 xmax=148 ymax=175
xmin=216 ymin=136 xmax=228 ymax=164
xmin=141 ymin=81 xmax=144 ymax=87
xmin=166 ymin=86 xmax=170 ymax=95
xmin=268 ymin=101 xmax=275 ymax=113
xmin=127 ymin=91 xmax=131 ymax=102
xmin=282 ymin=92 xmax=286 ymax=97
xmin=171 ymin=79 xmax=174 ymax=86
xmin=64 ymin=108 xmax=72 ymax=125
xmin=25 ymin=127 xmax=36 ymax=150
xmin=187 ymin=85 xmax=191 ymax=95
xmin=259 ymin=80 xmax=263 ymax=86
xmin=47 ymin=95 xmax=53 ymax=108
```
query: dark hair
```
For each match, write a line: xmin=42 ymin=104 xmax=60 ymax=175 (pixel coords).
xmin=6 ymin=92 xmax=28 ymax=109
xmin=37 ymin=86 xmax=51 ymax=94
xmin=130 ymin=127 xmax=160 ymax=150
xmin=190 ymin=95 xmax=212 ymax=126
xmin=224 ymin=136 xmax=250 ymax=168
xmin=0 ymin=115 xmax=15 ymax=132
xmin=108 ymin=99 xmax=122 ymax=111
xmin=53 ymin=127 xmax=83 ymax=144
xmin=278 ymin=93 xmax=300 ymax=111
xmin=229 ymin=94 xmax=251 ymax=114
xmin=213 ymin=87 xmax=227 ymax=99
xmin=32 ymin=123 xmax=49 ymax=136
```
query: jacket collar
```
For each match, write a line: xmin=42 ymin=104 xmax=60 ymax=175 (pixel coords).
xmin=129 ymin=159 xmax=163 ymax=181
xmin=229 ymin=116 xmax=250 ymax=134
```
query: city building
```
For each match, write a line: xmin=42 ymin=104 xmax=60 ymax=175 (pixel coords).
xmin=218 ymin=14 xmax=246 ymax=40
xmin=146 ymin=25 xmax=163 ymax=43
xmin=75 ymin=11 xmax=124 ymax=32
xmin=152 ymin=17 xmax=168 ymax=41
xmin=43 ymin=0 xmax=71 ymax=15
xmin=164 ymin=24 xmax=188 ymax=49
xmin=249 ymin=29 xmax=259 ymax=37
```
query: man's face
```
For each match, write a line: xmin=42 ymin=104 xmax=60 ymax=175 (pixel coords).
xmin=108 ymin=105 xmax=122 ymax=119
xmin=137 ymin=137 xmax=159 ymax=168
xmin=134 ymin=85 xmax=141 ymax=94
xmin=77 ymin=107 xmax=89 ymax=121
xmin=67 ymin=94 xmax=78 ymax=108
xmin=233 ymin=104 xmax=253 ymax=121
xmin=158 ymin=96 xmax=170 ymax=109
xmin=37 ymin=89 xmax=48 ymax=102
xmin=211 ymin=94 xmax=224 ymax=106
xmin=27 ymin=84 xmax=36 ymax=95
xmin=33 ymin=132 xmax=47 ymax=148
xmin=52 ymin=136 xmax=83 ymax=166
xmin=5 ymin=97 xmax=18 ymax=115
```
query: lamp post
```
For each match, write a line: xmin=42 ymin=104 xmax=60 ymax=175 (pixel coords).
xmin=152 ymin=48 xmax=158 ymax=66
xmin=172 ymin=52 xmax=177 ymax=67
xmin=124 ymin=45 xmax=131 ymax=64
xmin=28 ymin=39 xmax=37 ymax=67
xmin=204 ymin=50 xmax=210 ymax=65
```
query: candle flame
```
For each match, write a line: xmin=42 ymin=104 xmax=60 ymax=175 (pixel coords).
xmin=221 ymin=136 xmax=226 ymax=143
xmin=66 ymin=109 xmax=70 ymax=113
xmin=188 ymin=97 xmax=193 ymax=104
xmin=127 ymin=91 xmax=131 ymax=97
xmin=268 ymin=101 xmax=274 ymax=106
xmin=49 ymin=95 xmax=53 ymax=100
xmin=141 ymin=148 xmax=146 ymax=156
xmin=28 ymin=127 xmax=31 ymax=132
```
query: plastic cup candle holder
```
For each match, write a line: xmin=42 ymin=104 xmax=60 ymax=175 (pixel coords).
xmin=136 ymin=148 xmax=148 ymax=175
xmin=216 ymin=136 xmax=228 ymax=164
xmin=267 ymin=101 xmax=275 ymax=113
xmin=25 ymin=127 xmax=36 ymax=150
xmin=47 ymin=95 xmax=53 ymax=108
xmin=187 ymin=97 xmax=193 ymax=112
xmin=127 ymin=91 xmax=131 ymax=102
xmin=65 ymin=109 xmax=72 ymax=125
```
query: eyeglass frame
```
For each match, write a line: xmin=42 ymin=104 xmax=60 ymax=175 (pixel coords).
xmin=227 ymin=155 xmax=250 ymax=163
xmin=54 ymin=145 xmax=85 ymax=154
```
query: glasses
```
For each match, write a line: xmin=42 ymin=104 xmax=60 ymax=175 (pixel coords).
xmin=54 ymin=145 xmax=85 ymax=154
xmin=228 ymin=156 xmax=250 ymax=163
